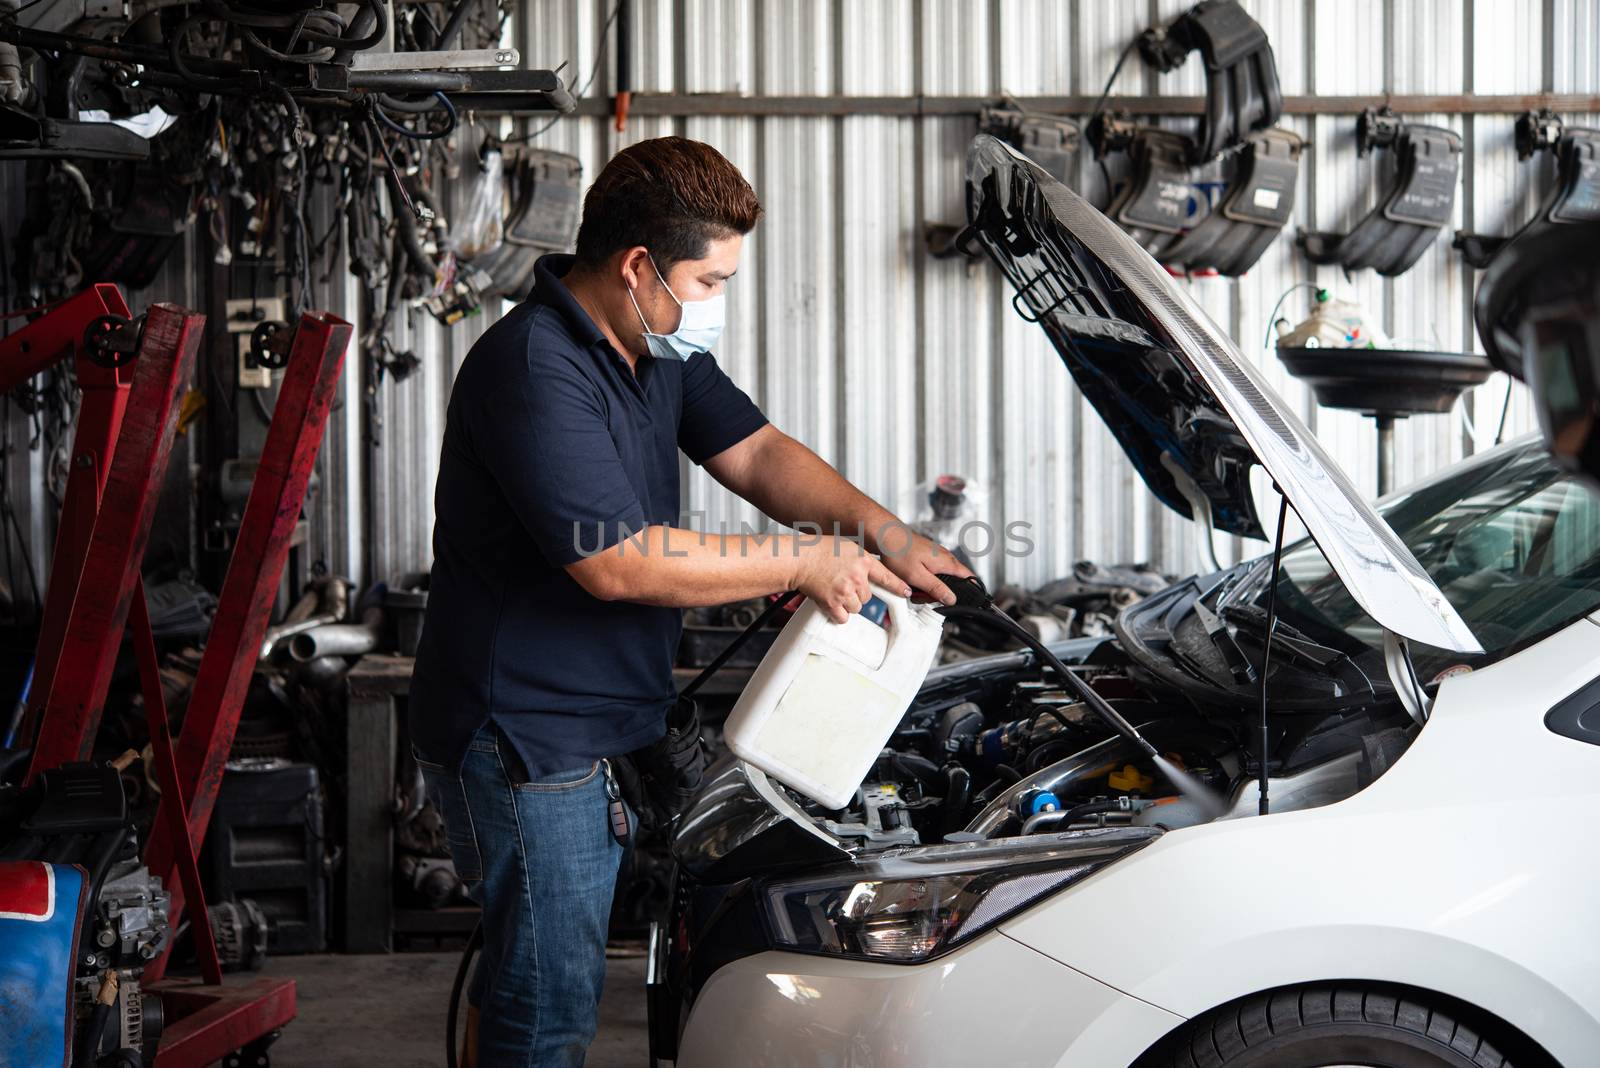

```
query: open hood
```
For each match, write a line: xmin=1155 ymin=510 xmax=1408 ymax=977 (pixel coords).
xmin=964 ymin=134 xmax=1481 ymax=655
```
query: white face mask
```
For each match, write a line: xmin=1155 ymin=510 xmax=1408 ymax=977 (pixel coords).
xmin=627 ymin=254 xmax=726 ymax=361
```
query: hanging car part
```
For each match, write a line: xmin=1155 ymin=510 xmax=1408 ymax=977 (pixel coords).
xmin=928 ymin=103 xmax=1082 ymax=260
xmin=981 ymin=103 xmax=1080 ymax=186
xmin=0 ymin=8 xmax=573 ymax=125
xmin=1092 ymin=119 xmax=1301 ymax=276
xmin=474 ymin=146 xmax=584 ymax=300
xmin=1136 ymin=0 xmax=1283 ymax=164
xmin=1160 ymin=127 xmax=1303 ymax=275
xmin=249 ymin=320 xmax=293 ymax=370
xmin=1099 ymin=127 xmax=1201 ymax=259
xmin=1297 ymin=107 xmax=1463 ymax=276
xmin=1454 ymin=110 xmax=1600 ymax=268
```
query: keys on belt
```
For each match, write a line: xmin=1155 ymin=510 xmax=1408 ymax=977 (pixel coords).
xmin=602 ymin=758 xmax=632 ymax=847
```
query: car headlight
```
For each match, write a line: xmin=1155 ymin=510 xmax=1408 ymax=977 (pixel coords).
xmin=759 ymin=827 xmax=1157 ymax=963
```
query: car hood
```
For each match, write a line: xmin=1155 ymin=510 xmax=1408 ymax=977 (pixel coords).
xmin=964 ymin=134 xmax=1480 ymax=655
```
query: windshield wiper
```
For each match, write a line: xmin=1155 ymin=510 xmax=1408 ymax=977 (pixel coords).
xmin=1193 ymin=600 xmax=1258 ymax=684
xmin=1220 ymin=603 xmax=1352 ymax=674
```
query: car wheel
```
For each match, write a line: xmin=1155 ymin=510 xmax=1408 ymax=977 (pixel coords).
xmin=1164 ymin=984 xmax=1512 ymax=1068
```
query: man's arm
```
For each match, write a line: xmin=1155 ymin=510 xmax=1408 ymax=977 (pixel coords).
xmin=704 ymin=425 xmax=971 ymax=605
xmin=566 ymin=528 xmax=909 ymax=623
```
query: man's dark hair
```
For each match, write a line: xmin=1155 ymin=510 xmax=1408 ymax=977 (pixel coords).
xmin=573 ymin=136 xmax=762 ymax=270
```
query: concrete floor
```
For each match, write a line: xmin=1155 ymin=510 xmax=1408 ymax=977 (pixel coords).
xmin=264 ymin=950 xmax=650 ymax=1066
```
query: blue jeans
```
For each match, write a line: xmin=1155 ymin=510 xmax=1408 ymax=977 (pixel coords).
xmin=415 ymin=725 xmax=623 ymax=1068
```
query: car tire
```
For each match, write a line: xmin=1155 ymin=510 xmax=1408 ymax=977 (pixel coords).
xmin=1165 ymin=984 xmax=1512 ymax=1068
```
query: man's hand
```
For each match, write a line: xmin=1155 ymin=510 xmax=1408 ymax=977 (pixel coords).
xmin=794 ymin=537 xmax=912 ymax=624
xmin=702 ymin=426 xmax=974 ymax=612
xmin=874 ymin=528 xmax=971 ymax=607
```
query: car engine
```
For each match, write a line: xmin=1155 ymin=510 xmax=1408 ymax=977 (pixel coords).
xmin=786 ymin=630 xmax=1416 ymax=853
xmin=0 ymin=760 xmax=170 ymax=1066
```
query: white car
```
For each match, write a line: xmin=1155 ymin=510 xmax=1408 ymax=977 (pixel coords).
xmin=648 ymin=136 xmax=1599 ymax=1068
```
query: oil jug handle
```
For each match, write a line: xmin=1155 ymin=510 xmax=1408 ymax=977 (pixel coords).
xmin=872 ymin=583 xmax=944 ymax=673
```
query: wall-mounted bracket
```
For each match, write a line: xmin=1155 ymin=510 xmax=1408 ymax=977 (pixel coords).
xmin=1454 ymin=110 xmax=1600 ymax=269
xmin=1298 ymin=108 xmax=1462 ymax=276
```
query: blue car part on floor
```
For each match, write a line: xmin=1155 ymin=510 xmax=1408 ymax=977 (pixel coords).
xmin=0 ymin=861 xmax=88 ymax=1068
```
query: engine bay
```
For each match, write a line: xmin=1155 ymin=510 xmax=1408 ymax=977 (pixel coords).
xmin=774 ymin=633 xmax=1418 ymax=854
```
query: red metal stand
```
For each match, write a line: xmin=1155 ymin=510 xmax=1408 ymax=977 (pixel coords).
xmin=147 ymin=977 xmax=298 ymax=1067
xmin=22 ymin=302 xmax=203 ymax=779
xmin=9 ymin=290 xmax=351 ymax=1067
xmin=131 ymin=586 xmax=225 ymax=987
xmin=0 ymin=287 xmax=137 ymax=618
xmin=143 ymin=310 xmax=350 ymax=986
xmin=0 ymin=285 xmax=135 ymax=768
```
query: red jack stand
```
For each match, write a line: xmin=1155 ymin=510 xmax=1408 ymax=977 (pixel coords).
xmin=9 ymin=289 xmax=351 ymax=1068
xmin=8 ymin=287 xmax=195 ymax=778
xmin=140 ymin=310 xmax=350 ymax=1067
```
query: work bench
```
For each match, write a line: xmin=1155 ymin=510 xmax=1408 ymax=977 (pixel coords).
xmin=343 ymin=654 xmax=417 ymax=953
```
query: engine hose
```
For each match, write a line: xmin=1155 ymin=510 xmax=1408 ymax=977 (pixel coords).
xmin=388 ymin=175 xmax=437 ymax=276
xmin=934 ymin=587 xmax=1225 ymax=819
xmin=238 ymin=0 xmax=384 ymax=50
xmin=242 ymin=27 xmax=335 ymax=63
xmin=1024 ymin=738 xmax=1077 ymax=772
xmin=331 ymin=1 xmax=380 ymax=64
xmin=888 ymin=751 xmax=940 ymax=786
xmin=446 ymin=922 xmax=484 ymax=1068
xmin=374 ymin=92 xmax=458 ymax=141
xmin=73 ymin=1000 xmax=113 ymax=1068
xmin=968 ymin=762 xmax=1022 ymax=810
xmin=349 ymin=70 xmax=471 ymax=92
xmin=85 ymin=826 xmax=125 ymax=907
xmin=378 ymin=92 xmax=453 ymax=114
xmin=435 ymin=0 xmax=478 ymax=50
xmin=939 ymin=765 xmax=971 ymax=837
xmin=1021 ymin=799 xmax=1120 ymax=836
xmin=331 ymin=0 xmax=389 ymax=50
xmin=170 ymin=15 xmax=237 ymax=92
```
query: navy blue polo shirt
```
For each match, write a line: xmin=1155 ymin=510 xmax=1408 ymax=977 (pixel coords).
xmin=408 ymin=254 xmax=768 ymax=775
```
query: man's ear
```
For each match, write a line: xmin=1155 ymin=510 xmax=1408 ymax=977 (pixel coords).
xmin=618 ymin=246 xmax=651 ymax=291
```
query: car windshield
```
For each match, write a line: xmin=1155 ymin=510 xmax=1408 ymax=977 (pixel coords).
xmin=1228 ymin=437 xmax=1600 ymax=679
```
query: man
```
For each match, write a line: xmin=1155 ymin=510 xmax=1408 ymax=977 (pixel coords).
xmin=408 ymin=136 xmax=967 ymax=1067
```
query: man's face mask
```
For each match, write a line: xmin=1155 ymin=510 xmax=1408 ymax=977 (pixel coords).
xmin=627 ymin=254 xmax=726 ymax=361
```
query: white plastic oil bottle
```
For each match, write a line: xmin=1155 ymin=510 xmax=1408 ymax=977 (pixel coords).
xmin=722 ymin=586 xmax=945 ymax=810
xmin=1275 ymin=289 xmax=1391 ymax=349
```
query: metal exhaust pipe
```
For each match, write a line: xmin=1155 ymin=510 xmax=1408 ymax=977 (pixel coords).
xmin=289 ymin=608 xmax=384 ymax=662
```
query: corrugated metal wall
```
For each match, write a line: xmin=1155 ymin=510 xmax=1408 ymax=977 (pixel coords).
xmin=4 ymin=0 xmax=1595 ymax=599
xmin=490 ymin=0 xmax=1588 ymax=591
